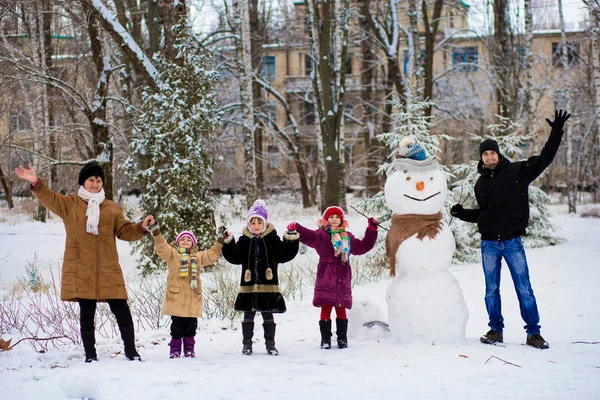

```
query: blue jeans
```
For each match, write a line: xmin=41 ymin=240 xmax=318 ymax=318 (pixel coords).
xmin=481 ymin=237 xmax=541 ymax=335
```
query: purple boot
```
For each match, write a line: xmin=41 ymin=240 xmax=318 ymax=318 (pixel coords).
xmin=183 ymin=337 xmax=195 ymax=358
xmin=169 ymin=338 xmax=182 ymax=359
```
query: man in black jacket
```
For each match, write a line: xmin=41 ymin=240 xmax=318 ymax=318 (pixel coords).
xmin=451 ymin=110 xmax=571 ymax=349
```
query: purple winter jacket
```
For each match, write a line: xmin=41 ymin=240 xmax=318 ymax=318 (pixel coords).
xmin=296 ymin=224 xmax=377 ymax=309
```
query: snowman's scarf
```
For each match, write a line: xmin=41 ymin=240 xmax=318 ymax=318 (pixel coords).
xmin=386 ymin=212 xmax=443 ymax=277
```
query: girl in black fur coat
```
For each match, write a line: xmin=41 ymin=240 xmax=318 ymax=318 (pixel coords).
xmin=222 ymin=199 xmax=299 ymax=355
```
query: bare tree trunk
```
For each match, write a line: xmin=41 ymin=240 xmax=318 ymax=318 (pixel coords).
xmin=588 ymin=2 xmax=600 ymax=205
xmin=523 ymin=0 xmax=536 ymax=138
xmin=558 ymin=0 xmax=576 ymax=213
xmin=358 ymin=0 xmax=380 ymax=196
xmin=0 ymin=164 xmax=14 ymax=209
xmin=87 ymin=12 xmax=114 ymax=199
xmin=145 ymin=0 xmax=161 ymax=57
xmin=408 ymin=0 xmax=421 ymax=93
xmin=305 ymin=0 xmax=350 ymax=210
xmin=79 ymin=0 xmax=160 ymax=90
xmin=493 ymin=0 xmax=512 ymax=119
xmin=42 ymin=0 xmax=57 ymax=188
xmin=235 ymin=0 xmax=257 ymax=207
xmin=422 ymin=0 xmax=444 ymax=117
xmin=249 ymin=0 xmax=265 ymax=197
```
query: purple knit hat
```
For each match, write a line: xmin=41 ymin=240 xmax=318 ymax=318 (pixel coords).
xmin=246 ymin=199 xmax=268 ymax=232
xmin=176 ymin=230 xmax=197 ymax=246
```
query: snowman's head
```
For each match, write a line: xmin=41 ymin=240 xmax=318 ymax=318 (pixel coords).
xmin=384 ymin=158 xmax=447 ymax=215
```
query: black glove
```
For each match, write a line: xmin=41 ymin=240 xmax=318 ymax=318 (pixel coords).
xmin=545 ymin=109 xmax=571 ymax=130
xmin=450 ymin=204 xmax=463 ymax=217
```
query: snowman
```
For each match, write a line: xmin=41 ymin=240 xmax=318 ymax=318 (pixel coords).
xmin=384 ymin=137 xmax=468 ymax=344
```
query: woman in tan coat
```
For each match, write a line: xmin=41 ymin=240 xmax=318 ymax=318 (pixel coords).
xmin=151 ymin=224 xmax=230 ymax=358
xmin=15 ymin=162 xmax=154 ymax=362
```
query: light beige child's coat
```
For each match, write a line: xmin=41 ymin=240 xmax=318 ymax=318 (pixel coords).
xmin=155 ymin=234 xmax=222 ymax=318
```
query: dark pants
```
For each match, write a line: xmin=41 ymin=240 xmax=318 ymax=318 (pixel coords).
xmin=79 ymin=299 xmax=133 ymax=331
xmin=170 ymin=316 xmax=198 ymax=338
xmin=243 ymin=311 xmax=274 ymax=324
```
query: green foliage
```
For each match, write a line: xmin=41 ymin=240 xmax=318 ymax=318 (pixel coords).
xmin=124 ymin=22 xmax=221 ymax=275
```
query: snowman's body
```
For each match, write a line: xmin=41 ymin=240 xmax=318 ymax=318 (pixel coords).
xmin=384 ymin=156 xmax=468 ymax=344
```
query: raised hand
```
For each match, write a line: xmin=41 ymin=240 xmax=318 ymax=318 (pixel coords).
xmin=545 ymin=109 xmax=571 ymax=130
xmin=367 ymin=217 xmax=379 ymax=230
xmin=142 ymin=215 xmax=155 ymax=231
xmin=217 ymin=226 xmax=231 ymax=244
xmin=15 ymin=163 xmax=38 ymax=183
xmin=286 ymin=222 xmax=297 ymax=231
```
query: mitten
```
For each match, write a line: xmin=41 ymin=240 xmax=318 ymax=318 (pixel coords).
xmin=450 ymin=204 xmax=463 ymax=217
xmin=367 ymin=217 xmax=379 ymax=230
xmin=287 ymin=222 xmax=297 ymax=231
xmin=217 ymin=226 xmax=232 ymax=244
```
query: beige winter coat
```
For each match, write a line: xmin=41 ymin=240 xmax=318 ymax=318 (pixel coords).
xmin=31 ymin=180 xmax=147 ymax=301
xmin=155 ymin=233 xmax=222 ymax=318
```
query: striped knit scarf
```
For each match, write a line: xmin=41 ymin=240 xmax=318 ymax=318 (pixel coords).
xmin=177 ymin=247 xmax=199 ymax=289
xmin=327 ymin=226 xmax=351 ymax=263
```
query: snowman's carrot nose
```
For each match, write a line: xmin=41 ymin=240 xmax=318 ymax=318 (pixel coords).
xmin=416 ymin=181 xmax=425 ymax=191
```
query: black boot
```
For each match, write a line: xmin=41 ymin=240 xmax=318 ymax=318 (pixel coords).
xmin=81 ymin=328 xmax=97 ymax=363
xmin=119 ymin=323 xmax=142 ymax=361
xmin=263 ymin=323 xmax=278 ymax=356
xmin=336 ymin=318 xmax=348 ymax=349
xmin=241 ymin=321 xmax=254 ymax=355
xmin=319 ymin=320 xmax=332 ymax=349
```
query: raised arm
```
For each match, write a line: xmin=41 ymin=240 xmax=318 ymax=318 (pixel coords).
xmin=523 ymin=110 xmax=571 ymax=182
xmin=349 ymin=225 xmax=378 ymax=256
xmin=293 ymin=222 xmax=319 ymax=248
xmin=17 ymin=163 xmax=73 ymax=219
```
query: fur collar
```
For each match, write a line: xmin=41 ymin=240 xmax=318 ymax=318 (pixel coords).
xmin=242 ymin=222 xmax=275 ymax=238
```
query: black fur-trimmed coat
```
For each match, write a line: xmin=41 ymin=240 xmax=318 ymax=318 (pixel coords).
xmin=222 ymin=223 xmax=299 ymax=313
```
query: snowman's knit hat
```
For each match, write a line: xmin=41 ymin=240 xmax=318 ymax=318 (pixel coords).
xmin=388 ymin=136 xmax=438 ymax=175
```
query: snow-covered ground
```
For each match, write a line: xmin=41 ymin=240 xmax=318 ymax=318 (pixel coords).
xmin=0 ymin=200 xmax=599 ymax=400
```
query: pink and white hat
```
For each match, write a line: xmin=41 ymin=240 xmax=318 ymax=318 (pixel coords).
xmin=176 ymin=230 xmax=197 ymax=246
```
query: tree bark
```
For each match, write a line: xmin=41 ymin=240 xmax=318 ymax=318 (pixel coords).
xmin=422 ymin=0 xmax=444 ymax=117
xmin=235 ymin=0 xmax=257 ymax=207
xmin=558 ymin=0 xmax=576 ymax=213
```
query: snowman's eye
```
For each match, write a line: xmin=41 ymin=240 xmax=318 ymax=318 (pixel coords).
xmin=405 ymin=176 xmax=411 ymax=181
xmin=430 ymin=177 xmax=434 ymax=180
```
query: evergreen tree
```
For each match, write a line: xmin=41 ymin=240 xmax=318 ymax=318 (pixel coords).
xmin=125 ymin=23 xmax=220 ymax=275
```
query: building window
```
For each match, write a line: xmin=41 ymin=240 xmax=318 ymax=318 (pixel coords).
xmin=344 ymin=103 xmax=355 ymax=123
xmin=261 ymin=55 xmax=276 ymax=80
xmin=305 ymin=53 xmax=313 ymax=76
xmin=552 ymin=42 xmax=580 ymax=67
xmin=9 ymin=110 xmax=31 ymax=133
xmin=267 ymin=145 xmax=280 ymax=169
xmin=303 ymin=100 xmax=315 ymax=125
xmin=452 ymin=46 xmax=478 ymax=72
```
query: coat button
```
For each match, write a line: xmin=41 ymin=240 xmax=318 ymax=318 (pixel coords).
xmin=338 ymin=278 xmax=342 ymax=282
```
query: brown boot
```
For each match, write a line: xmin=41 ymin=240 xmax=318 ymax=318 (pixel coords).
xmin=480 ymin=329 xmax=503 ymax=344
xmin=526 ymin=334 xmax=549 ymax=349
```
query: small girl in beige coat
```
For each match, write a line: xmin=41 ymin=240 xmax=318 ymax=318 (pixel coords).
xmin=151 ymin=223 xmax=231 ymax=358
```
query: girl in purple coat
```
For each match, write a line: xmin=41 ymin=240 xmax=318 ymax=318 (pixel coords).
xmin=288 ymin=206 xmax=378 ymax=349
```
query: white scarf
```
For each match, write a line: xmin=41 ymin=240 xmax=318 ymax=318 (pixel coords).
xmin=78 ymin=186 xmax=106 ymax=235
